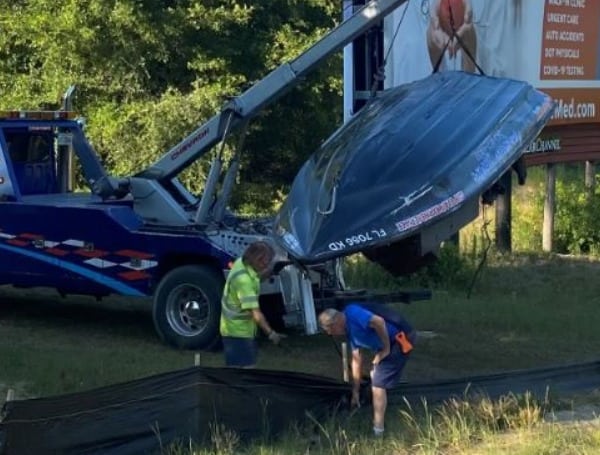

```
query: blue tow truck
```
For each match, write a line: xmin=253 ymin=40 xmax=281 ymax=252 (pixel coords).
xmin=0 ymin=0 xmax=415 ymax=350
xmin=0 ymin=0 xmax=554 ymax=350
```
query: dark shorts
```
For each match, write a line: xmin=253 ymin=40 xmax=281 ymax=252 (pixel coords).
xmin=222 ymin=336 xmax=258 ymax=367
xmin=371 ymin=343 xmax=411 ymax=389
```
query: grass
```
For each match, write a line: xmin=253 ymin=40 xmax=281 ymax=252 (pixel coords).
xmin=2 ymin=253 xmax=600 ymax=453
xmin=345 ymin=252 xmax=600 ymax=379
xmin=163 ymin=393 xmax=600 ymax=454
xmin=4 ymin=254 xmax=600 ymax=396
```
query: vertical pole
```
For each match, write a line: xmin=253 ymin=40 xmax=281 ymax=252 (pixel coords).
xmin=543 ymin=163 xmax=556 ymax=252
xmin=585 ymin=160 xmax=595 ymax=198
xmin=300 ymin=273 xmax=318 ymax=335
xmin=495 ymin=171 xmax=513 ymax=252
xmin=448 ymin=232 xmax=460 ymax=248
xmin=343 ymin=0 xmax=355 ymax=123
xmin=341 ymin=341 xmax=349 ymax=382
xmin=58 ymin=85 xmax=76 ymax=193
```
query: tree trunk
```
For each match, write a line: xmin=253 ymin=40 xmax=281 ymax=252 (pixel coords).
xmin=495 ymin=171 xmax=512 ymax=252
xmin=543 ymin=163 xmax=556 ymax=252
xmin=447 ymin=232 xmax=460 ymax=247
xmin=585 ymin=160 xmax=595 ymax=198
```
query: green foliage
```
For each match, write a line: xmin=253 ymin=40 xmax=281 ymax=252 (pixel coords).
xmin=415 ymin=243 xmax=478 ymax=290
xmin=466 ymin=164 xmax=600 ymax=256
xmin=84 ymin=88 xmax=229 ymax=193
xmin=229 ymin=182 xmax=287 ymax=217
xmin=342 ymin=254 xmax=402 ymax=291
xmin=343 ymin=243 xmax=477 ymax=293
xmin=554 ymin=179 xmax=600 ymax=254
xmin=0 ymin=0 xmax=342 ymax=211
xmin=0 ymin=0 xmax=174 ymax=106
xmin=511 ymin=170 xmax=545 ymax=252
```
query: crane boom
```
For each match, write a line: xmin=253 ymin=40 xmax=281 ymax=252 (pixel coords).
xmin=137 ymin=0 xmax=408 ymax=182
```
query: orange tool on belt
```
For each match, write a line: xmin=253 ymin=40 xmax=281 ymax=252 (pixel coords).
xmin=395 ymin=331 xmax=413 ymax=354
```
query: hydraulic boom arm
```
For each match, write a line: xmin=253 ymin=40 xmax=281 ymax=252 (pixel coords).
xmin=137 ymin=0 xmax=408 ymax=182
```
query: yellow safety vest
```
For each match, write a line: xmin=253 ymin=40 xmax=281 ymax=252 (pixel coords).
xmin=219 ymin=258 xmax=260 ymax=338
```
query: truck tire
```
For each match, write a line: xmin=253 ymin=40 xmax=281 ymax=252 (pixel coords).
xmin=153 ymin=265 xmax=224 ymax=350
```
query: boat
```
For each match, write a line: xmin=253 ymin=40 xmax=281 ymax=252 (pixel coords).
xmin=274 ymin=71 xmax=555 ymax=274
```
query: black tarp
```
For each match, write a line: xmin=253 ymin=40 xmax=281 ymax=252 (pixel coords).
xmin=0 ymin=367 xmax=348 ymax=455
xmin=274 ymin=71 xmax=555 ymax=267
xmin=390 ymin=360 xmax=600 ymax=405
xmin=3 ymin=362 xmax=600 ymax=454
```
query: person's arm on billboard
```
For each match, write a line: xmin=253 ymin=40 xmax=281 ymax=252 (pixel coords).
xmin=426 ymin=0 xmax=449 ymax=69
xmin=455 ymin=0 xmax=477 ymax=72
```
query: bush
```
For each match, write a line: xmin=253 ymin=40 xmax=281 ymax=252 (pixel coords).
xmin=419 ymin=243 xmax=478 ymax=289
xmin=554 ymin=179 xmax=600 ymax=254
xmin=342 ymin=243 xmax=478 ymax=292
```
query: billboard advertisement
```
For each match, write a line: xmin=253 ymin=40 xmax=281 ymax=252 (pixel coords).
xmin=384 ymin=0 xmax=600 ymax=125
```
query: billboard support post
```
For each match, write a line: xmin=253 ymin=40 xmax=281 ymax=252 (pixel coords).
xmin=495 ymin=172 xmax=513 ymax=253
xmin=543 ymin=164 xmax=557 ymax=253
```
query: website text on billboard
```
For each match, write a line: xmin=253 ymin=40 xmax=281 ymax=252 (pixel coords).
xmin=551 ymin=97 xmax=596 ymax=121
xmin=541 ymin=0 xmax=600 ymax=124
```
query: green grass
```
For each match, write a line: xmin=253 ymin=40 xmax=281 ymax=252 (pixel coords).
xmin=343 ymin=252 xmax=600 ymax=379
xmin=2 ymin=254 xmax=600 ymax=453
xmin=4 ymin=254 xmax=600 ymax=398
xmin=404 ymin=261 xmax=600 ymax=378
xmin=163 ymin=393 xmax=600 ymax=454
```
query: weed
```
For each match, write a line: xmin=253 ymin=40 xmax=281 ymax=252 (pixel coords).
xmin=208 ymin=422 xmax=240 ymax=455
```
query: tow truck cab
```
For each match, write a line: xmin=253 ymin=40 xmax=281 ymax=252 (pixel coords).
xmin=0 ymin=112 xmax=66 ymax=198
xmin=5 ymin=129 xmax=56 ymax=196
xmin=0 ymin=111 xmax=144 ymax=296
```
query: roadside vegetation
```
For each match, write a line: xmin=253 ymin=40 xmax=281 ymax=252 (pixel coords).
xmin=165 ymin=392 xmax=600 ymax=454
xmin=0 ymin=0 xmax=342 ymax=211
xmin=2 ymin=165 xmax=600 ymax=452
xmin=2 ymin=2 xmax=600 ymax=453
xmin=3 ymin=225 xmax=600 ymax=453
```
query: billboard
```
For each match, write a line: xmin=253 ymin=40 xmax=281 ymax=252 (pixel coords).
xmin=384 ymin=0 xmax=600 ymax=125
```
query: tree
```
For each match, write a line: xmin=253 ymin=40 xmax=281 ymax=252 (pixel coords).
xmin=0 ymin=0 xmax=343 ymax=208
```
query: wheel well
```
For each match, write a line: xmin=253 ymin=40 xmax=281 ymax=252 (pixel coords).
xmin=154 ymin=254 xmax=224 ymax=290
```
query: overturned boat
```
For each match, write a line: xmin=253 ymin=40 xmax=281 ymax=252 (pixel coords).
xmin=274 ymin=71 xmax=555 ymax=274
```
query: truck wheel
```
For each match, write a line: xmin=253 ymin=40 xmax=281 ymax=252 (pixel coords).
xmin=153 ymin=265 xmax=224 ymax=350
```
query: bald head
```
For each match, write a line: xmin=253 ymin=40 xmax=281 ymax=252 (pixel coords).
xmin=318 ymin=308 xmax=339 ymax=327
xmin=318 ymin=308 xmax=345 ymax=335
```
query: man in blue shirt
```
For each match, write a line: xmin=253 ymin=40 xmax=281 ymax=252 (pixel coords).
xmin=318 ymin=303 xmax=415 ymax=437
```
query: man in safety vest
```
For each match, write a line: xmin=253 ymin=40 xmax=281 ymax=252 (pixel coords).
xmin=220 ymin=241 xmax=284 ymax=367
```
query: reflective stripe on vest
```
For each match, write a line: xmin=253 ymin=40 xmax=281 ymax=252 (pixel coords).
xmin=221 ymin=268 xmax=256 ymax=321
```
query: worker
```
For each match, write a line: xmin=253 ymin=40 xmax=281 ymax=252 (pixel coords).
xmin=318 ymin=304 xmax=415 ymax=437
xmin=220 ymin=240 xmax=285 ymax=368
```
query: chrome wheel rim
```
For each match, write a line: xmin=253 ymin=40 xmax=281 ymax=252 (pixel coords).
xmin=165 ymin=283 xmax=211 ymax=337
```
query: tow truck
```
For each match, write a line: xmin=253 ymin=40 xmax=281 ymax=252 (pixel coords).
xmin=0 ymin=0 xmax=554 ymax=349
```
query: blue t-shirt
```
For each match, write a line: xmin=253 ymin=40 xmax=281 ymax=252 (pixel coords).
xmin=344 ymin=303 xmax=398 ymax=351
